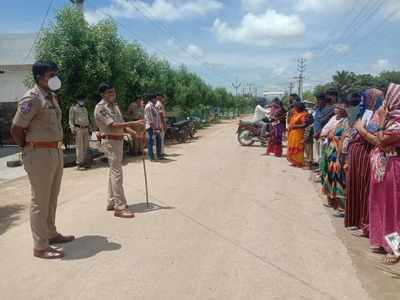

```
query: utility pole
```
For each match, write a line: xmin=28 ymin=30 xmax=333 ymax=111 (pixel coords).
xmin=296 ymin=58 xmax=306 ymax=101
xmin=289 ymin=82 xmax=294 ymax=95
xmin=70 ymin=0 xmax=85 ymax=12
xmin=247 ymin=83 xmax=254 ymax=97
xmin=232 ymin=78 xmax=241 ymax=97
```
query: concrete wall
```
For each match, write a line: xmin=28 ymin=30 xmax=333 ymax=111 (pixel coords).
xmin=0 ymin=64 xmax=31 ymax=103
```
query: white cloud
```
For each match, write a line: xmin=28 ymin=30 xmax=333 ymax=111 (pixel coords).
xmin=303 ymin=51 xmax=314 ymax=60
xmin=85 ymin=0 xmax=223 ymax=24
xmin=333 ymin=44 xmax=350 ymax=54
xmin=186 ymin=44 xmax=204 ymax=57
xmin=383 ymin=0 xmax=400 ymax=19
xmin=241 ymin=0 xmax=269 ymax=12
xmin=372 ymin=58 xmax=390 ymax=73
xmin=295 ymin=0 xmax=355 ymax=13
xmin=212 ymin=10 xmax=305 ymax=47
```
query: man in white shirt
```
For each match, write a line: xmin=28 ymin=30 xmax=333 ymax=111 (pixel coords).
xmin=252 ymin=103 xmax=269 ymax=138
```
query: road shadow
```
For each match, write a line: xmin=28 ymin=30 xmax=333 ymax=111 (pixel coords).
xmin=128 ymin=202 xmax=175 ymax=214
xmin=61 ymin=235 xmax=121 ymax=260
xmin=0 ymin=204 xmax=25 ymax=235
xmin=153 ymin=158 xmax=176 ymax=164
xmin=165 ymin=153 xmax=182 ymax=158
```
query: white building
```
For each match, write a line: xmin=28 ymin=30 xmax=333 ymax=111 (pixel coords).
xmin=0 ymin=33 xmax=36 ymax=103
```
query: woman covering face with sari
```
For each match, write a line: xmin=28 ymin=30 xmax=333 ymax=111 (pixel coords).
xmin=345 ymin=89 xmax=384 ymax=236
xmin=364 ymin=83 xmax=400 ymax=265
xmin=266 ymin=98 xmax=286 ymax=157
xmin=287 ymin=102 xmax=307 ymax=167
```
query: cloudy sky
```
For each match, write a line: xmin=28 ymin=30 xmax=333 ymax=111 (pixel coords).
xmin=2 ymin=0 xmax=400 ymax=94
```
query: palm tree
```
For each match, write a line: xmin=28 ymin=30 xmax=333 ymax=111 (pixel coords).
xmin=332 ymin=71 xmax=358 ymax=99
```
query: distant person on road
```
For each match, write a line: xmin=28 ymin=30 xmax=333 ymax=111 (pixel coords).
xmin=144 ymin=94 xmax=163 ymax=161
xmin=69 ymin=95 xmax=90 ymax=170
xmin=155 ymin=93 xmax=167 ymax=158
xmin=252 ymin=102 xmax=269 ymax=138
xmin=94 ymin=82 xmax=144 ymax=218
xmin=287 ymin=102 xmax=308 ymax=167
xmin=10 ymin=60 xmax=75 ymax=259
xmin=127 ymin=96 xmax=145 ymax=155
xmin=266 ymin=98 xmax=286 ymax=157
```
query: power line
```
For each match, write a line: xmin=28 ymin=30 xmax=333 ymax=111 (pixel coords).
xmin=124 ymin=0 xmax=236 ymax=86
xmin=23 ymin=0 xmax=55 ymax=64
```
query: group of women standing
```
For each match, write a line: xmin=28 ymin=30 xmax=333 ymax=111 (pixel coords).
xmin=318 ymin=84 xmax=400 ymax=265
xmin=264 ymin=84 xmax=400 ymax=265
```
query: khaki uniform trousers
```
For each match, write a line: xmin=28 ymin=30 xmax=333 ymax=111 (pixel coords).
xmin=103 ymin=139 xmax=127 ymax=210
xmin=23 ymin=147 xmax=63 ymax=250
xmin=75 ymin=127 xmax=89 ymax=165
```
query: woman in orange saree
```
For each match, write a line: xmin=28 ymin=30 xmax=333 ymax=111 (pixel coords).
xmin=287 ymin=102 xmax=308 ymax=167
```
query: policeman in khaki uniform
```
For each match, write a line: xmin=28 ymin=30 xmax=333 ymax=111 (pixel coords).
xmin=94 ymin=82 xmax=144 ymax=218
xmin=69 ymin=96 xmax=90 ymax=170
xmin=11 ymin=61 xmax=75 ymax=259
xmin=127 ymin=97 xmax=145 ymax=155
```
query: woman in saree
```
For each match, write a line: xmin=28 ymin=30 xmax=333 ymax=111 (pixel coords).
xmin=287 ymin=102 xmax=307 ymax=167
xmin=322 ymin=102 xmax=348 ymax=213
xmin=266 ymin=98 xmax=286 ymax=157
xmin=345 ymin=89 xmax=384 ymax=236
xmin=357 ymin=83 xmax=400 ymax=265
xmin=319 ymin=103 xmax=347 ymax=207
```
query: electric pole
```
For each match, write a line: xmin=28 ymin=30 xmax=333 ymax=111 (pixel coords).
xmin=289 ymin=82 xmax=294 ymax=95
xmin=247 ymin=83 xmax=254 ymax=97
xmin=232 ymin=78 xmax=241 ymax=97
xmin=70 ymin=0 xmax=85 ymax=12
xmin=296 ymin=58 xmax=306 ymax=101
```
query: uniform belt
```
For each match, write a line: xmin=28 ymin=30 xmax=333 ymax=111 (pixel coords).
xmin=27 ymin=141 xmax=62 ymax=149
xmin=103 ymin=135 xmax=124 ymax=141
xmin=74 ymin=124 xmax=89 ymax=129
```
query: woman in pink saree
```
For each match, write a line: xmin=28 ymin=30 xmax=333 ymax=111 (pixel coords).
xmin=361 ymin=83 xmax=400 ymax=265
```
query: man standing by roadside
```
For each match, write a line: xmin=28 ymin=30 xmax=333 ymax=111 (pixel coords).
xmin=11 ymin=61 xmax=75 ymax=259
xmin=145 ymin=94 xmax=162 ymax=161
xmin=155 ymin=93 xmax=167 ymax=158
xmin=127 ymin=96 xmax=145 ymax=155
xmin=69 ymin=96 xmax=90 ymax=170
xmin=94 ymin=82 xmax=144 ymax=218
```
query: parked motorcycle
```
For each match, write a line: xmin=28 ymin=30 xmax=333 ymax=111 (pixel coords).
xmin=166 ymin=119 xmax=189 ymax=143
xmin=236 ymin=119 xmax=270 ymax=146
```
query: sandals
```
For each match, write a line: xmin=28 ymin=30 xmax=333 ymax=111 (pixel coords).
xmin=34 ymin=247 xmax=64 ymax=259
xmin=384 ymin=254 xmax=400 ymax=265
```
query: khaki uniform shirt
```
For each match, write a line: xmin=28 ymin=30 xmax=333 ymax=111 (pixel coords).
xmin=12 ymin=85 xmax=63 ymax=142
xmin=127 ymin=102 xmax=144 ymax=121
xmin=94 ymin=99 xmax=124 ymax=136
xmin=69 ymin=104 xmax=90 ymax=129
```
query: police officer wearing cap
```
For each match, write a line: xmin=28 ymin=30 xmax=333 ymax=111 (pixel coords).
xmin=11 ymin=61 xmax=75 ymax=259
xmin=69 ymin=96 xmax=90 ymax=170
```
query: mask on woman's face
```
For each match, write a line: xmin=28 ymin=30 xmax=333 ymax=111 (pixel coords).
xmin=48 ymin=76 xmax=62 ymax=91
xmin=78 ymin=101 xmax=85 ymax=106
xmin=345 ymin=105 xmax=361 ymax=124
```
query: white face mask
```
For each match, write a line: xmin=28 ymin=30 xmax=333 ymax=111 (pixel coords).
xmin=78 ymin=101 xmax=85 ymax=106
xmin=48 ymin=76 xmax=62 ymax=91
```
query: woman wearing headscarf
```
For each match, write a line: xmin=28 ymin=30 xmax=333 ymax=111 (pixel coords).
xmin=362 ymin=83 xmax=400 ymax=265
xmin=321 ymin=102 xmax=348 ymax=212
xmin=287 ymin=102 xmax=307 ymax=167
xmin=345 ymin=89 xmax=384 ymax=236
xmin=266 ymin=98 xmax=286 ymax=157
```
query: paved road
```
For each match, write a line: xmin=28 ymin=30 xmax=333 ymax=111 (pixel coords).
xmin=0 ymin=119 xmax=384 ymax=299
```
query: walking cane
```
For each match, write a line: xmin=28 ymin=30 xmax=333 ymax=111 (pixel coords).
xmin=141 ymin=136 xmax=150 ymax=209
